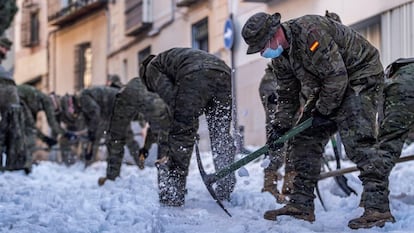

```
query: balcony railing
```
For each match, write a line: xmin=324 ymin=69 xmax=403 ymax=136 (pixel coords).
xmin=48 ymin=0 xmax=108 ymax=26
xmin=176 ymin=0 xmax=203 ymax=7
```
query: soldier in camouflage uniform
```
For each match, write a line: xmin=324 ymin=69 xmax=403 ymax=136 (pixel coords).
xmin=259 ymin=63 xmax=296 ymax=203
xmin=139 ymin=48 xmax=236 ymax=206
xmin=73 ymin=86 xmax=141 ymax=167
xmin=259 ymin=11 xmax=343 ymax=204
xmin=348 ymin=58 xmax=414 ymax=229
xmin=0 ymin=37 xmax=28 ymax=173
xmin=242 ymin=12 xmax=385 ymax=228
xmin=98 ymin=77 xmax=171 ymax=185
xmin=17 ymin=84 xmax=67 ymax=164
xmin=56 ymin=94 xmax=87 ymax=165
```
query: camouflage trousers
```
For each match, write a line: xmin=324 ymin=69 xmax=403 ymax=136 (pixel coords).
xmin=160 ymin=69 xmax=236 ymax=203
xmin=0 ymin=82 xmax=28 ymax=171
xmin=361 ymin=64 xmax=414 ymax=212
xmin=105 ymin=124 xmax=140 ymax=179
xmin=288 ymin=73 xmax=383 ymax=212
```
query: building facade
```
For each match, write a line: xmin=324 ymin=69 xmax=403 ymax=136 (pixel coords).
xmin=11 ymin=0 xmax=414 ymax=149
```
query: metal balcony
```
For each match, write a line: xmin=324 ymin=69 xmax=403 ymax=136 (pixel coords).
xmin=48 ymin=0 xmax=108 ymax=27
xmin=176 ymin=0 xmax=203 ymax=7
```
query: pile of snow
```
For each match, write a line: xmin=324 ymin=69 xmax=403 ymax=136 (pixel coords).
xmin=1 ymin=144 xmax=414 ymax=233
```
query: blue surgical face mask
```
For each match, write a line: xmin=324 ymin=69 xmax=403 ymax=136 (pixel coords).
xmin=261 ymin=45 xmax=284 ymax=59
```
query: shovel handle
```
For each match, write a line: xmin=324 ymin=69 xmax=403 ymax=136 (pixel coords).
xmin=319 ymin=154 xmax=414 ymax=180
xmin=214 ymin=117 xmax=314 ymax=180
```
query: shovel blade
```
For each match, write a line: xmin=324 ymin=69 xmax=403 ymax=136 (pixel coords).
xmin=195 ymin=140 xmax=232 ymax=217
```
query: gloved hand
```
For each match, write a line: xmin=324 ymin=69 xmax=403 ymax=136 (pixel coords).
xmin=63 ymin=131 xmax=78 ymax=141
xmin=267 ymin=127 xmax=289 ymax=151
xmin=44 ymin=136 xmax=58 ymax=147
xmin=311 ymin=109 xmax=333 ymax=128
xmin=136 ymin=148 xmax=148 ymax=170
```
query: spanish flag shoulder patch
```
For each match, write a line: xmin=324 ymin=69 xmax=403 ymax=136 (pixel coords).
xmin=309 ymin=41 xmax=319 ymax=52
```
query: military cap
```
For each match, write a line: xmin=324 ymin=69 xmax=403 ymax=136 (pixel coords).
xmin=0 ymin=36 xmax=12 ymax=50
xmin=241 ymin=12 xmax=281 ymax=54
xmin=325 ymin=10 xmax=342 ymax=23
xmin=107 ymin=74 xmax=123 ymax=88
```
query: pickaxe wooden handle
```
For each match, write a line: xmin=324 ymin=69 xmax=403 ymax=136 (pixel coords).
xmin=319 ymin=154 xmax=414 ymax=180
xmin=196 ymin=117 xmax=313 ymax=216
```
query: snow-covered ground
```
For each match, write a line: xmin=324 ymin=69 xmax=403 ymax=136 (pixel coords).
xmin=1 ymin=143 xmax=414 ymax=233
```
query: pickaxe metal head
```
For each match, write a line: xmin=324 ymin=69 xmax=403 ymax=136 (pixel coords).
xmin=195 ymin=140 xmax=232 ymax=217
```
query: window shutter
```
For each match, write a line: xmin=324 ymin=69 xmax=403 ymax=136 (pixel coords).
xmin=74 ymin=45 xmax=82 ymax=91
xmin=21 ymin=4 xmax=31 ymax=47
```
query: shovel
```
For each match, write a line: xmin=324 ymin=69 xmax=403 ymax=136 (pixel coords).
xmin=196 ymin=117 xmax=313 ymax=216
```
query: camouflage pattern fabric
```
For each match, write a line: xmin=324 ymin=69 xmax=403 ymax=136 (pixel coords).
xmin=360 ymin=60 xmax=414 ymax=212
xmin=0 ymin=77 xmax=27 ymax=171
xmin=58 ymin=94 xmax=86 ymax=165
xmin=0 ymin=0 xmax=18 ymax=36
xmin=243 ymin=14 xmax=384 ymax=212
xmin=78 ymin=86 xmax=140 ymax=164
xmin=141 ymin=48 xmax=236 ymax=204
xmin=259 ymin=64 xmax=294 ymax=174
xmin=17 ymin=84 xmax=66 ymax=142
xmin=106 ymin=78 xmax=171 ymax=180
xmin=107 ymin=74 xmax=123 ymax=89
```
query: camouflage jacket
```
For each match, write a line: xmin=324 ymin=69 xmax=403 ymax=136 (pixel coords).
xmin=143 ymin=48 xmax=230 ymax=107
xmin=78 ymin=86 xmax=119 ymax=136
xmin=272 ymin=15 xmax=383 ymax=122
xmin=17 ymin=84 xmax=65 ymax=136
xmin=108 ymin=78 xmax=171 ymax=153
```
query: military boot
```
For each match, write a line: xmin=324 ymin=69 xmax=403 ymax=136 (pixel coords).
xmin=158 ymin=167 xmax=187 ymax=207
xmin=278 ymin=170 xmax=297 ymax=204
xmin=262 ymin=169 xmax=287 ymax=203
xmin=264 ymin=204 xmax=315 ymax=222
xmin=348 ymin=209 xmax=395 ymax=229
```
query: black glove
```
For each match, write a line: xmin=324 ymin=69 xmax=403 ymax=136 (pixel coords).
xmin=311 ymin=109 xmax=333 ymax=128
xmin=64 ymin=131 xmax=78 ymax=141
xmin=267 ymin=127 xmax=289 ymax=151
xmin=44 ymin=136 xmax=58 ymax=147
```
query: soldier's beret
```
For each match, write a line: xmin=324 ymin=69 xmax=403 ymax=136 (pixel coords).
xmin=242 ymin=12 xmax=281 ymax=54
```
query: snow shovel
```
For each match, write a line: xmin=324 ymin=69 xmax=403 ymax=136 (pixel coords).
xmin=196 ymin=117 xmax=313 ymax=216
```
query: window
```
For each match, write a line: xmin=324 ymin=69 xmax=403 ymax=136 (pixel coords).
xmin=192 ymin=18 xmax=208 ymax=51
xmin=125 ymin=0 xmax=152 ymax=36
xmin=74 ymin=43 xmax=92 ymax=91
xmin=137 ymin=46 xmax=151 ymax=72
xmin=30 ymin=10 xmax=40 ymax=45
xmin=21 ymin=2 xmax=40 ymax=47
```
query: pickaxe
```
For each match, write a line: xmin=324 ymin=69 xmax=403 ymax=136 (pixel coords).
xmin=196 ymin=117 xmax=313 ymax=216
